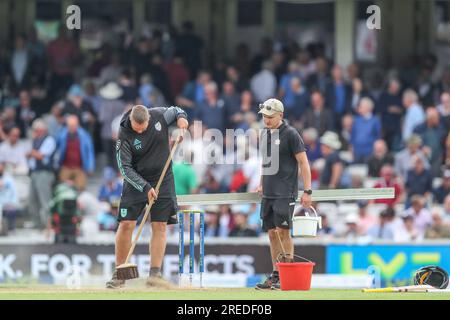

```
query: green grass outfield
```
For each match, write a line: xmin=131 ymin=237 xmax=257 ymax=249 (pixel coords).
xmin=0 ymin=286 xmax=449 ymax=300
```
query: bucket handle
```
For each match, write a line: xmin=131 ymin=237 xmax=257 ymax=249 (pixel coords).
xmin=293 ymin=206 xmax=322 ymax=229
xmin=276 ymin=253 xmax=314 ymax=264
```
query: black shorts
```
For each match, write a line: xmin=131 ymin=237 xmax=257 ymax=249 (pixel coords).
xmin=260 ymin=198 xmax=296 ymax=232
xmin=118 ymin=197 xmax=178 ymax=225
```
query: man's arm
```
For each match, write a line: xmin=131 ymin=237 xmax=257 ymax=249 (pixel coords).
xmin=329 ymin=162 xmax=343 ymax=189
xmin=116 ymin=138 xmax=152 ymax=194
xmin=163 ymin=106 xmax=188 ymax=126
xmin=295 ymin=151 xmax=312 ymax=207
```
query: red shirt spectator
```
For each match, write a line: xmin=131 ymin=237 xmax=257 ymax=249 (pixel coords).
xmin=46 ymin=28 xmax=78 ymax=76
xmin=164 ymin=56 xmax=190 ymax=99
xmin=374 ymin=164 xmax=403 ymax=206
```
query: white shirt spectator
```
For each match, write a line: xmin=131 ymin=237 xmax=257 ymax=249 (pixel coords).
xmin=402 ymin=103 xmax=425 ymax=142
xmin=403 ymin=207 xmax=432 ymax=235
xmin=251 ymin=69 xmax=276 ymax=103
xmin=0 ymin=139 xmax=30 ymax=175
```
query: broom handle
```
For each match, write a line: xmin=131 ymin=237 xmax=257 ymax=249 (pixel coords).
xmin=124 ymin=135 xmax=181 ymax=264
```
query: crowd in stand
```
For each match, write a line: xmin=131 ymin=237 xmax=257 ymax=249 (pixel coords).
xmin=0 ymin=21 xmax=449 ymax=241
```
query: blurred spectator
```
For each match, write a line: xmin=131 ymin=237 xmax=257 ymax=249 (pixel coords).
xmin=433 ymin=168 xmax=450 ymax=204
xmin=350 ymin=97 xmax=381 ymax=163
xmin=16 ymin=90 xmax=37 ymax=138
xmin=316 ymin=213 xmax=334 ymax=237
xmin=303 ymin=128 xmax=322 ymax=162
xmin=416 ymin=66 xmax=436 ymax=107
xmin=97 ymin=201 xmax=118 ymax=231
xmin=62 ymin=85 xmax=97 ymax=136
xmin=343 ymin=213 xmax=359 ymax=240
xmin=303 ymin=91 xmax=334 ymax=136
xmin=98 ymin=166 xmax=122 ymax=204
xmin=373 ymin=164 xmax=403 ymax=207
xmin=26 ymin=119 xmax=56 ymax=229
xmin=443 ymin=195 xmax=450 ymax=223
xmin=0 ymin=162 xmax=19 ymax=234
xmin=394 ymin=134 xmax=430 ymax=181
xmin=437 ymin=92 xmax=450 ymax=132
xmin=9 ymin=34 xmax=32 ymax=92
xmin=413 ymin=107 xmax=446 ymax=177
xmin=83 ymin=80 xmax=102 ymax=115
xmin=319 ymin=131 xmax=344 ymax=189
xmin=394 ymin=212 xmax=423 ymax=242
xmin=356 ymin=200 xmax=377 ymax=235
xmin=57 ymin=115 xmax=95 ymax=191
xmin=367 ymin=140 xmax=395 ymax=177
xmin=118 ymin=69 xmax=138 ymax=102
xmin=367 ymin=208 xmax=395 ymax=240
xmin=306 ymin=56 xmax=330 ymax=94
xmin=403 ymin=195 xmax=432 ymax=235
xmin=138 ymin=74 xmax=165 ymax=108
xmin=378 ymin=78 xmax=404 ymax=151
xmin=405 ymin=156 xmax=432 ymax=204
xmin=425 ymin=210 xmax=450 ymax=239
xmin=173 ymin=150 xmax=198 ymax=195
xmin=194 ymin=81 xmax=226 ymax=133
xmin=278 ymin=61 xmax=301 ymax=108
xmin=0 ymin=127 xmax=29 ymax=175
xmin=221 ymin=81 xmax=240 ymax=120
xmin=228 ymin=90 xmax=257 ymax=130
xmin=204 ymin=210 xmax=221 ymax=237
xmin=229 ymin=205 xmax=258 ymax=237
xmin=348 ymin=78 xmax=368 ymax=114
xmin=296 ymin=49 xmax=315 ymax=81
xmin=129 ymin=37 xmax=152 ymax=82
xmin=338 ymin=114 xmax=353 ymax=151
xmin=97 ymin=53 xmax=122 ymax=87
xmin=98 ymin=82 xmax=126 ymax=167
xmin=402 ymin=89 xmax=425 ymax=143
xmin=163 ymin=54 xmax=190 ymax=99
xmin=225 ymin=65 xmax=248 ymax=93
xmin=176 ymin=21 xmax=204 ymax=79
xmin=285 ymin=76 xmax=309 ymax=123
xmin=42 ymin=101 xmax=65 ymax=138
xmin=147 ymin=55 xmax=171 ymax=101
xmin=250 ymin=60 xmax=277 ymax=103
xmin=176 ymin=70 xmax=211 ymax=120
xmin=46 ymin=26 xmax=78 ymax=101
xmin=250 ymin=37 xmax=273 ymax=76
xmin=1 ymin=106 xmax=19 ymax=135
xmin=325 ymin=64 xmax=351 ymax=129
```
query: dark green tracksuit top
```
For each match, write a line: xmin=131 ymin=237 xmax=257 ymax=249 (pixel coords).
xmin=116 ymin=106 xmax=187 ymax=205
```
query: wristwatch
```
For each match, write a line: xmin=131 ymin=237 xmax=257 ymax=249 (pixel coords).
xmin=303 ymin=189 xmax=313 ymax=195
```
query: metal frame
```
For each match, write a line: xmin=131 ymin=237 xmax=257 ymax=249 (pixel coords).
xmin=176 ymin=188 xmax=395 ymax=205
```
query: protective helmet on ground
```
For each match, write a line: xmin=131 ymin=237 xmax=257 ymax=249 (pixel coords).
xmin=413 ymin=265 xmax=449 ymax=289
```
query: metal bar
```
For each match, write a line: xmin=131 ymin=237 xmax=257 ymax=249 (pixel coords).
xmin=178 ymin=211 xmax=184 ymax=287
xmin=199 ymin=211 xmax=205 ymax=288
xmin=189 ymin=212 xmax=195 ymax=286
xmin=177 ymin=188 xmax=395 ymax=205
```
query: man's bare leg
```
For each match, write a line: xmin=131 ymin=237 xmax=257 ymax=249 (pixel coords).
xmin=106 ymin=220 xmax=136 ymax=288
xmin=276 ymin=227 xmax=294 ymax=261
xmin=115 ymin=221 xmax=137 ymax=265
xmin=268 ymin=229 xmax=282 ymax=271
xmin=150 ymin=221 xmax=167 ymax=276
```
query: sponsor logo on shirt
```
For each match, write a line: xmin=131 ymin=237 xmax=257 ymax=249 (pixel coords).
xmin=120 ymin=208 xmax=128 ymax=218
xmin=133 ymin=138 xmax=142 ymax=150
xmin=116 ymin=139 xmax=121 ymax=150
xmin=275 ymin=139 xmax=280 ymax=145
xmin=155 ymin=121 xmax=162 ymax=131
xmin=281 ymin=221 xmax=289 ymax=226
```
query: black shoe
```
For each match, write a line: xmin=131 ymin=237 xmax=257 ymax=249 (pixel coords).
xmin=106 ymin=270 xmax=125 ymax=289
xmin=255 ymin=274 xmax=278 ymax=290
xmin=271 ymin=277 xmax=281 ymax=290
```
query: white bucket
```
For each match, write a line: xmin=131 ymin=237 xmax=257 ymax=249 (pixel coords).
xmin=292 ymin=207 xmax=322 ymax=237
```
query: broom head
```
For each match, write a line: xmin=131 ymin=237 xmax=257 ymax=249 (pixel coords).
xmin=116 ymin=263 xmax=139 ymax=280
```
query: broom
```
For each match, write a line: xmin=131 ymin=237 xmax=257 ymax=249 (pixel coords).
xmin=116 ymin=135 xmax=182 ymax=280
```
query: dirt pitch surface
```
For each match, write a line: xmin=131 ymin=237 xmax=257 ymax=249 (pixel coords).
xmin=0 ymin=284 xmax=450 ymax=300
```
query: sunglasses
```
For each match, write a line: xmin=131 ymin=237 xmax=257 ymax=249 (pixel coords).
xmin=259 ymin=103 xmax=272 ymax=111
